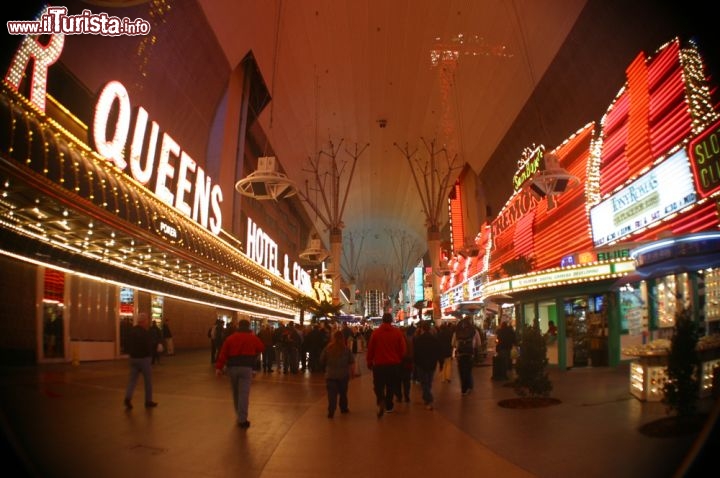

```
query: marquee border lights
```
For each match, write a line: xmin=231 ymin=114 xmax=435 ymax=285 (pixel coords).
xmin=0 ymin=86 xmax=308 ymax=314
xmin=482 ymin=258 xmax=636 ymax=298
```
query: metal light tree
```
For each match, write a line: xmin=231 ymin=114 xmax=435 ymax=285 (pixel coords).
xmin=296 ymin=138 xmax=369 ymax=305
xmin=395 ymin=138 xmax=462 ymax=320
xmin=388 ymin=228 xmax=423 ymax=316
xmin=341 ymin=229 xmax=366 ymax=314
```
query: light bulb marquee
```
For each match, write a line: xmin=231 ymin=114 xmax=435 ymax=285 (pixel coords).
xmin=1 ymin=16 xmax=316 ymax=316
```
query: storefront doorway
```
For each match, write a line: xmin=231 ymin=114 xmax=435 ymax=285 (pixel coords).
xmin=564 ymin=294 xmax=607 ymax=367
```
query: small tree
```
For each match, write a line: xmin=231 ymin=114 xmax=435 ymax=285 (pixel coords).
xmin=291 ymin=294 xmax=318 ymax=325
xmin=513 ymin=320 xmax=553 ymax=398
xmin=312 ymin=300 xmax=343 ymax=323
xmin=662 ymin=307 xmax=700 ymax=418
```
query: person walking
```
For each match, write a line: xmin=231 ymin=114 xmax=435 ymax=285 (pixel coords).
xmin=257 ymin=323 xmax=275 ymax=373
xmin=162 ymin=319 xmax=174 ymax=356
xmin=304 ymin=324 xmax=325 ymax=373
xmin=319 ymin=330 xmax=355 ymax=418
xmin=413 ymin=321 xmax=441 ymax=410
xmin=150 ymin=320 xmax=163 ymax=364
xmin=494 ymin=320 xmax=517 ymax=380
xmin=437 ymin=322 xmax=454 ymax=383
xmin=366 ymin=312 xmax=406 ymax=418
xmin=280 ymin=322 xmax=301 ymax=374
xmin=209 ymin=319 xmax=224 ymax=364
xmin=398 ymin=327 xmax=414 ymax=403
xmin=215 ymin=319 xmax=265 ymax=429
xmin=452 ymin=316 xmax=481 ymax=395
xmin=123 ymin=312 xmax=157 ymax=410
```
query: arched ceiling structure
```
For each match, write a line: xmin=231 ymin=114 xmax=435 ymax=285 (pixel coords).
xmin=199 ymin=0 xmax=588 ymax=294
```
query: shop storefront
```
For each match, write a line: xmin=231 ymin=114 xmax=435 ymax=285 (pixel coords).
xmin=441 ymin=37 xmax=720 ymax=379
xmin=619 ymin=232 xmax=720 ymax=400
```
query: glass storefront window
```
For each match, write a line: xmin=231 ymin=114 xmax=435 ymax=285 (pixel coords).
xmin=654 ymin=274 xmax=691 ymax=328
xmin=151 ymin=295 xmax=164 ymax=323
xmin=619 ymin=283 xmax=647 ymax=334
xmin=706 ymin=269 xmax=720 ymax=330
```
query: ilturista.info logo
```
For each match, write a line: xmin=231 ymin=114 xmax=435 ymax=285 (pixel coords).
xmin=7 ymin=6 xmax=151 ymax=36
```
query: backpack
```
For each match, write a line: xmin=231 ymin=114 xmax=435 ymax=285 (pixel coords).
xmin=455 ymin=320 xmax=475 ymax=356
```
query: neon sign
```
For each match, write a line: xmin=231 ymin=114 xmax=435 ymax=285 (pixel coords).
xmin=92 ymin=81 xmax=224 ymax=234
xmin=246 ymin=217 xmax=313 ymax=293
xmin=4 ymin=19 xmax=64 ymax=112
xmin=4 ymin=24 xmax=225 ymax=236
xmin=512 ymin=145 xmax=544 ymax=191
xmin=688 ymin=117 xmax=720 ymax=198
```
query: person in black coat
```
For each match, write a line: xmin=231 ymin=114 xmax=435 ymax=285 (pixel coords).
xmin=123 ymin=313 xmax=158 ymax=409
xmin=413 ymin=321 xmax=442 ymax=410
xmin=495 ymin=321 xmax=517 ymax=380
xmin=150 ymin=320 xmax=163 ymax=364
xmin=436 ymin=322 xmax=454 ymax=383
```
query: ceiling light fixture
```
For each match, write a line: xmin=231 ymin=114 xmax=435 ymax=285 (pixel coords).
xmin=527 ymin=153 xmax=579 ymax=209
xmin=235 ymin=156 xmax=297 ymax=201
xmin=299 ymin=233 xmax=330 ymax=263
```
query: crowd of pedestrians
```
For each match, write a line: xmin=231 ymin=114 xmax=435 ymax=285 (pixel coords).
xmin=124 ymin=311 xmax=505 ymax=427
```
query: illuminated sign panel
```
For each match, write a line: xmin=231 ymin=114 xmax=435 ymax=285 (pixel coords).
xmin=688 ymin=117 xmax=720 ymax=198
xmin=513 ymin=264 xmax=612 ymax=289
xmin=484 ymin=280 xmax=511 ymax=296
xmin=590 ymin=150 xmax=697 ymax=246
xmin=560 ymin=248 xmax=630 ymax=267
xmin=154 ymin=217 xmax=181 ymax=244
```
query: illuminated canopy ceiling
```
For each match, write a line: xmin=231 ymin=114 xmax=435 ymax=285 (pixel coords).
xmin=200 ymin=0 xmax=588 ymax=293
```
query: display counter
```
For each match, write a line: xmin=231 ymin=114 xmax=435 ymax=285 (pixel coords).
xmin=623 ymin=336 xmax=720 ymax=401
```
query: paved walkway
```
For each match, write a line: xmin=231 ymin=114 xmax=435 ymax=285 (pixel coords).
xmin=0 ymin=350 xmax=717 ymax=478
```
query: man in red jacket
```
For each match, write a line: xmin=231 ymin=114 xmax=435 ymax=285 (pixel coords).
xmin=216 ymin=319 xmax=265 ymax=429
xmin=366 ymin=312 xmax=406 ymax=417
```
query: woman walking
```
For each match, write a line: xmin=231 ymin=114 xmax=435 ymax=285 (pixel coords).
xmin=319 ymin=330 xmax=355 ymax=418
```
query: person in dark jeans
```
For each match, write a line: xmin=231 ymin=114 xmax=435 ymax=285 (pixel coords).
xmin=452 ymin=317 xmax=480 ymax=395
xmin=123 ymin=312 xmax=157 ymax=409
xmin=215 ymin=319 xmax=265 ymax=429
xmin=366 ymin=313 xmax=406 ymax=417
xmin=495 ymin=321 xmax=517 ymax=380
xmin=210 ymin=319 xmax=224 ymax=364
xmin=150 ymin=320 xmax=163 ymax=364
xmin=413 ymin=321 xmax=441 ymax=410
xmin=319 ymin=330 xmax=355 ymax=418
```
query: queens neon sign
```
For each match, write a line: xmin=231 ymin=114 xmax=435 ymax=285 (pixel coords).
xmin=92 ymin=80 xmax=223 ymax=235
xmin=4 ymin=26 xmax=224 ymax=235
